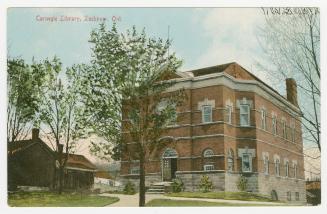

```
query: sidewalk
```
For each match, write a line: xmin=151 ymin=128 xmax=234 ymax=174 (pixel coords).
xmin=101 ymin=193 xmax=285 ymax=207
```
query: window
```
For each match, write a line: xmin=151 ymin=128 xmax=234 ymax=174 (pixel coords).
xmin=202 ymin=105 xmax=212 ymax=123
xmin=129 ymin=166 xmax=140 ymax=175
xmin=226 ymin=105 xmax=232 ymax=124
xmin=261 ymin=109 xmax=267 ymax=130
xmin=242 ymin=154 xmax=252 ymax=172
xmin=203 ymin=149 xmax=214 ymax=157
xmin=240 ymin=104 xmax=250 ymax=126
xmin=272 ymin=115 xmax=277 ymax=135
xmin=227 ymin=149 xmax=234 ymax=172
xmin=294 ymin=164 xmax=298 ymax=178
xmin=282 ymin=119 xmax=287 ymax=139
xmin=285 ymin=161 xmax=289 ymax=177
xmin=169 ymin=106 xmax=177 ymax=126
xmin=204 ymin=164 xmax=215 ymax=171
xmin=287 ymin=191 xmax=292 ymax=201
xmin=264 ymin=156 xmax=269 ymax=175
xmin=295 ymin=192 xmax=300 ymax=201
xmin=275 ymin=159 xmax=280 ymax=176
xmin=290 ymin=121 xmax=295 ymax=142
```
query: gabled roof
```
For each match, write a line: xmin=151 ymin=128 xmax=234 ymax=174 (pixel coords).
xmin=8 ymin=138 xmax=96 ymax=171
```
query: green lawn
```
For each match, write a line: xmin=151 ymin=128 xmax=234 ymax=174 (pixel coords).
xmin=146 ymin=199 xmax=279 ymax=207
xmin=165 ymin=191 xmax=276 ymax=202
xmin=8 ymin=191 xmax=119 ymax=207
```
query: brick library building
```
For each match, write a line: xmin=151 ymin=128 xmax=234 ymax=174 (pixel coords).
xmin=120 ymin=62 xmax=306 ymax=203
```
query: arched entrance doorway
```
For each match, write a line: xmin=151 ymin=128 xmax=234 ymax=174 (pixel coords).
xmin=162 ymin=148 xmax=178 ymax=181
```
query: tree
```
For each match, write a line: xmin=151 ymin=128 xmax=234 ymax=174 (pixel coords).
xmin=81 ymin=23 xmax=185 ymax=206
xmin=7 ymin=58 xmax=44 ymax=144
xmin=36 ymin=57 xmax=87 ymax=193
xmin=257 ymin=8 xmax=320 ymax=153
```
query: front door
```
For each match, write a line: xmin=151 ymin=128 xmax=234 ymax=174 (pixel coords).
xmin=162 ymin=158 xmax=177 ymax=181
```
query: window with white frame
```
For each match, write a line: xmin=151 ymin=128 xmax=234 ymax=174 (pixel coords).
xmin=264 ymin=156 xmax=269 ymax=175
xmin=129 ymin=166 xmax=140 ymax=175
xmin=261 ymin=109 xmax=267 ymax=130
xmin=282 ymin=119 xmax=287 ymax=139
xmin=204 ymin=164 xmax=215 ymax=171
xmin=202 ymin=105 xmax=212 ymax=123
xmin=294 ymin=163 xmax=298 ymax=178
xmin=240 ymin=104 xmax=250 ymax=126
xmin=203 ymin=148 xmax=214 ymax=157
xmin=275 ymin=159 xmax=280 ymax=176
xmin=242 ymin=153 xmax=252 ymax=172
xmin=290 ymin=120 xmax=295 ymax=142
xmin=285 ymin=161 xmax=289 ymax=177
xmin=272 ymin=115 xmax=277 ymax=135
xmin=226 ymin=105 xmax=232 ymax=124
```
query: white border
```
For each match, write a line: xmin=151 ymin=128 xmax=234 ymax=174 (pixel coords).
xmin=1 ymin=1 xmax=326 ymax=214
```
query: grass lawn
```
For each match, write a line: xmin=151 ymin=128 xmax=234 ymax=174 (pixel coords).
xmin=165 ymin=191 xmax=276 ymax=202
xmin=146 ymin=199 xmax=280 ymax=207
xmin=8 ymin=191 xmax=119 ymax=207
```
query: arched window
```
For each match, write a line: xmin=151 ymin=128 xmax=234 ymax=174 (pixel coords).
xmin=203 ymin=148 xmax=214 ymax=157
xmin=162 ymin=148 xmax=178 ymax=158
xmin=227 ymin=149 xmax=234 ymax=172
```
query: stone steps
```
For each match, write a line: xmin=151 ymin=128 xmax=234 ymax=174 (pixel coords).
xmin=146 ymin=182 xmax=172 ymax=194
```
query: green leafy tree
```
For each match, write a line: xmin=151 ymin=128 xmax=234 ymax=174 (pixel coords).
xmin=7 ymin=58 xmax=44 ymax=144
xmin=35 ymin=57 xmax=88 ymax=194
xmin=81 ymin=23 xmax=185 ymax=206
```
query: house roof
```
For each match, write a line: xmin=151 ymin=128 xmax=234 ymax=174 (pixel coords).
xmin=8 ymin=138 xmax=96 ymax=171
xmin=64 ymin=153 xmax=97 ymax=171
xmin=185 ymin=62 xmax=291 ymax=106
xmin=188 ymin=62 xmax=234 ymax=77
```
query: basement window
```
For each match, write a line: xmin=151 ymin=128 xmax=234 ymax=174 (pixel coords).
xmin=295 ymin=192 xmax=300 ymax=201
xmin=204 ymin=164 xmax=215 ymax=171
xmin=129 ymin=166 xmax=140 ymax=175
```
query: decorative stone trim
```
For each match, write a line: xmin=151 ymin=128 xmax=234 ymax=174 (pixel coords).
xmin=198 ymin=98 xmax=215 ymax=110
xmin=236 ymin=97 xmax=253 ymax=108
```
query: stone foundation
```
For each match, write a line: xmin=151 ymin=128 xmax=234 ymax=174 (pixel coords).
xmin=118 ymin=171 xmax=306 ymax=204
xmin=119 ymin=174 xmax=162 ymax=191
xmin=258 ymin=173 xmax=306 ymax=204
xmin=176 ymin=171 xmax=225 ymax=191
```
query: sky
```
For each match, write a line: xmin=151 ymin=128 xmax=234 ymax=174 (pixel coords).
xmin=7 ymin=7 xmax=320 ymax=178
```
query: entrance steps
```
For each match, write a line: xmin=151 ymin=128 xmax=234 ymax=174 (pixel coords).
xmin=147 ymin=182 xmax=172 ymax=194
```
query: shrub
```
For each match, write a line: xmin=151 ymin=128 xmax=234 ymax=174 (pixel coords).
xmin=171 ymin=177 xmax=184 ymax=193
xmin=237 ymin=175 xmax=248 ymax=192
xmin=199 ymin=175 xmax=213 ymax=193
xmin=123 ymin=180 xmax=136 ymax=195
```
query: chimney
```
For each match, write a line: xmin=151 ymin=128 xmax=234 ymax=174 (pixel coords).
xmin=286 ymin=78 xmax=298 ymax=106
xmin=32 ymin=128 xmax=39 ymax=140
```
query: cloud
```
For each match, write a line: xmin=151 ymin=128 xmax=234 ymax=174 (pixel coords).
xmin=193 ymin=8 xmax=269 ymax=82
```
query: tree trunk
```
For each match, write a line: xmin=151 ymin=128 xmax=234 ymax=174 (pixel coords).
xmin=58 ymin=166 xmax=64 ymax=194
xmin=57 ymin=144 xmax=64 ymax=194
xmin=139 ymin=156 xmax=146 ymax=207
